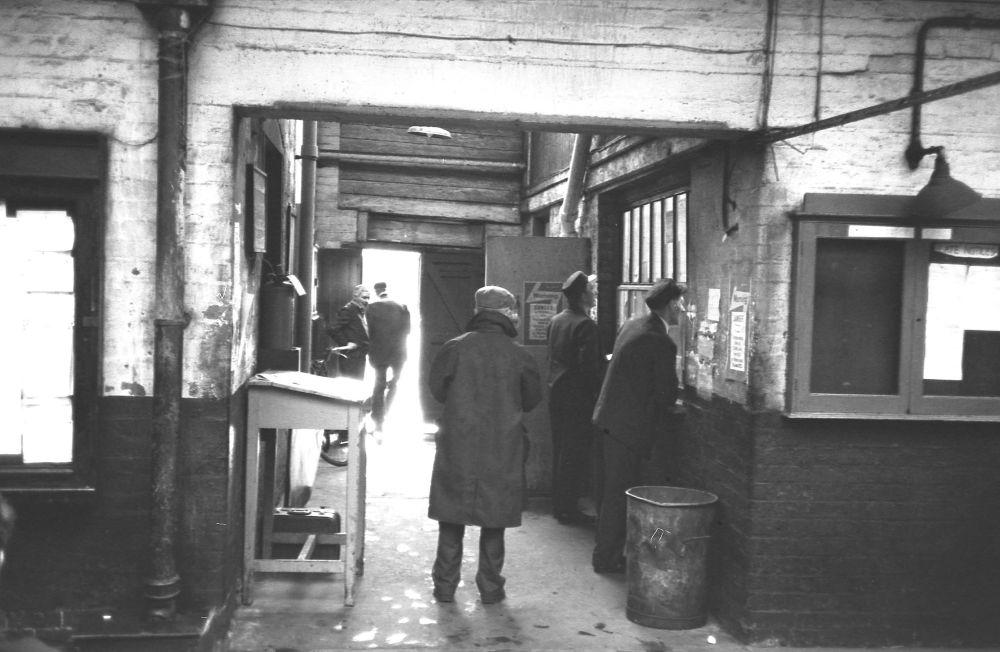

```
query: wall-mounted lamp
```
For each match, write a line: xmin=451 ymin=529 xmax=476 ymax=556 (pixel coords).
xmin=407 ymin=125 xmax=452 ymax=139
xmin=911 ymin=147 xmax=981 ymax=219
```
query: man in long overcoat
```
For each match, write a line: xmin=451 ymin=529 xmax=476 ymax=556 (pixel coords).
xmin=366 ymin=282 xmax=411 ymax=433
xmin=546 ymin=271 xmax=602 ymax=524
xmin=427 ymin=285 xmax=542 ymax=604
xmin=591 ymin=278 xmax=686 ymax=573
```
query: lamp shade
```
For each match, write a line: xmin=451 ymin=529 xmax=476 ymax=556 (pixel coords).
xmin=912 ymin=152 xmax=981 ymax=219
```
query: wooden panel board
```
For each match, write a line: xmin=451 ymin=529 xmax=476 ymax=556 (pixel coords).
xmin=367 ymin=216 xmax=484 ymax=248
xmin=341 ymin=122 xmax=523 ymax=161
xmin=340 ymin=177 xmax=518 ymax=205
xmin=339 ymin=194 xmax=519 ymax=223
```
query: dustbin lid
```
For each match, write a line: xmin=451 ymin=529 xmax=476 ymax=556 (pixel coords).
xmin=626 ymin=485 xmax=718 ymax=507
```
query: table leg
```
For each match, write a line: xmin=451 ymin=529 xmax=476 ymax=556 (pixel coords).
xmin=242 ymin=415 xmax=260 ymax=605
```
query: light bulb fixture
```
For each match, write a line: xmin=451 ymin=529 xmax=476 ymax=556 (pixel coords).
xmin=911 ymin=147 xmax=981 ymax=220
xmin=407 ymin=125 xmax=452 ymax=139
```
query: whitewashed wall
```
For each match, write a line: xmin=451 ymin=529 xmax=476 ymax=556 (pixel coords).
xmin=4 ymin=0 xmax=1000 ymax=400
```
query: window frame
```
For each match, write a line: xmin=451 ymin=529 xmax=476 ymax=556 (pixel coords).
xmin=0 ymin=130 xmax=104 ymax=491
xmin=789 ymin=194 xmax=1000 ymax=421
xmin=617 ymin=188 xmax=689 ymax=325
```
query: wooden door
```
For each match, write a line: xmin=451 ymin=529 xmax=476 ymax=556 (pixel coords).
xmin=485 ymin=236 xmax=591 ymax=494
xmin=419 ymin=249 xmax=484 ymax=421
xmin=314 ymin=248 xmax=362 ymax=365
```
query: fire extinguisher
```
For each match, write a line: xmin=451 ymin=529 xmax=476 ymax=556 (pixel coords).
xmin=259 ymin=265 xmax=297 ymax=350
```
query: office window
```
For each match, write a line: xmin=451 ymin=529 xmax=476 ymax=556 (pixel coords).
xmin=0 ymin=209 xmax=76 ymax=464
xmin=0 ymin=130 xmax=102 ymax=490
xmin=618 ymin=191 xmax=688 ymax=324
xmin=790 ymin=214 xmax=1000 ymax=419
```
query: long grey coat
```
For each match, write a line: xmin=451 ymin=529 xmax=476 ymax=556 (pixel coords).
xmin=427 ymin=310 xmax=543 ymax=528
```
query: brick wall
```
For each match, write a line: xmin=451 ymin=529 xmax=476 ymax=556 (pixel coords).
xmin=747 ymin=414 xmax=1000 ymax=646
xmin=0 ymin=396 xmax=232 ymax=620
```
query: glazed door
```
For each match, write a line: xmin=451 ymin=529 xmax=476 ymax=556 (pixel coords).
xmin=485 ymin=236 xmax=591 ymax=494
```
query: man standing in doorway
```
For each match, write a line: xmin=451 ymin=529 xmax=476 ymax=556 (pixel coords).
xmin=427 ymin=285 xmax=542 ymax=604
xmin=591 ymin=278 xmax=686 ymax=574
xmin=366 ymin=281 xmax=411 ymax=434
xmin=546 ymin=271 xmax=602 ymax=525
xmin=327 ymin=284 xmax=371 ymax=380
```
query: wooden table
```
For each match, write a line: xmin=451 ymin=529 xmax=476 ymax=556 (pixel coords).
xmin=242 ymin=371 xmax=369 ymax=606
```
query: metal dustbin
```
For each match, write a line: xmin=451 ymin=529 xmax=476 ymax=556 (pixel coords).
xmin=625 ymin=485 xmax=718 ymax=629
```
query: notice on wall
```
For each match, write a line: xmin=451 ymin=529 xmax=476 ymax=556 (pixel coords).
xmin=728 ymin=286 xmax=750 ymax=374
xmin=523 ymin=281 xmax=564 ymax=345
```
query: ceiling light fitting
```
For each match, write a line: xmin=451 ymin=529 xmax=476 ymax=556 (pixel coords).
xmin=407 ymin=125 xmax=452 ymax=139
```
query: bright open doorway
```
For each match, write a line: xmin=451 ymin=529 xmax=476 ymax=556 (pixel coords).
xmin=361 ymin=248 xmax=426 ymax=435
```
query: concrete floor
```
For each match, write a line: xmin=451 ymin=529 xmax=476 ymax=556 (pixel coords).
xmin=225 ymin=408 xmax=741 ymax=652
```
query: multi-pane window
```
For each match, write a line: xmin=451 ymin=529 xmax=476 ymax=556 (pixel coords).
xmin=1 ymin=130 xmax=102 ymax=490
xmin=790 ymin=208 xmax=1000 ymax=419
xmin=618 ymin=191 xmax=688 ymax=324
xmin=0 ymin=208 xmax=76 ymax=464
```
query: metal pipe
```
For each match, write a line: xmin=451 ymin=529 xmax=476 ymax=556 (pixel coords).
xmin=758 ymin=68 xmax=1000 ymax=145
xmin=143 ymin=4 xmax=190 ymax=621
xmin=905 ymin=17 xmax=1000 ymax=169
xmin=295 ymin=121 xmax=318 ymax=370
xmin=556 ymin=133 xmax=592 ymax=237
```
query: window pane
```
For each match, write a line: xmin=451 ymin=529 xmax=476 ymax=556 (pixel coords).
xmin=663 ymin=197 xmax=675 ymax=280
xmin=922 ymin=243 xmax=1000 ymax=397
xmin=651 ymin=200 xmax=663 ymax=279
xmin=640 ymin=203 xmax=651 ymax=282
xmin=621 ymin=210 xmax=631 ymax=282
xmin=676 ymin=193 xmax=688 ymax=283
xmin=0 ymin=208 xmax=76 ymax=464
xmin=630 ymin=208 xmax=641 ymax=283
xmin=810 ymin=239 xmax=904 ymax=394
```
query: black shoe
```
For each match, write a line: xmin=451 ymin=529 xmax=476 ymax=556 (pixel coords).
xmin=432 ymin=588 xmax=454 ymax=603
xmin=555 ymin=510 xmax=596 ymax=525
xmin=593 ymin=556 xmax=625 ymax=574
xmin=480 ymin=589 xmax=506 ymax=604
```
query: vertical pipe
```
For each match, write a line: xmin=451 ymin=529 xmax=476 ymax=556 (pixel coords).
xmin=556 ymin=133 xmax=592 ymax=237
xmin=145 ymin=5 xmax=190 ymax=621
xmin=295 ymin=121 xmax=318 ymax=370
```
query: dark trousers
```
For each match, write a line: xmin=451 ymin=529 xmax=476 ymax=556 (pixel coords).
xmin=549 ymin=380 xmax=594 ymax=515
xmin=432 ymin=521 xmax=505 ymax=599
xmin=593 ymin=431 xmax=642 ymax=567
xmin=371 ymin=360 xmax=403 ymax=429
xmin=338 ymin=352 xmax=366 ymax=380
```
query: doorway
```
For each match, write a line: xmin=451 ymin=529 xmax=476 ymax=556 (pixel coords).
xmin=360 ymin=247 xmax=425 ymax=433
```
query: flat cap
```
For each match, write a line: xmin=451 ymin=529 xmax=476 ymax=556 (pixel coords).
xmin=561 ymin=270 xmax=589 ymax=295
xmin=475 ymin=285 xmax=517 ymax=311
xmin=645 ymin=278 xmax=685 ymax=310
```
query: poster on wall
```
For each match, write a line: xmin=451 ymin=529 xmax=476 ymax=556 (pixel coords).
xmin=523 ymin=281 xmax=564 ymax=345
xmin=728 ymin=285 xmax=751 ymax=375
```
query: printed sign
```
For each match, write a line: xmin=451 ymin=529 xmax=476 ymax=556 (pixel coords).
xmin=523 ymin=281 xmax=564 ymax=345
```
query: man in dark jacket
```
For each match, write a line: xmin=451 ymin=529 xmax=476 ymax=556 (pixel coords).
xmin=591 ymin=278 xmax=686 ymax=574
xmin=427 ymin=285 xmax=543 ymax=605
xmin=546 ymin=271 xmax=602 ymax=525
xmin=326 ymin=284 xmax=371 ymax=379
xmin=366 ymin=282 xmax=411 ymax=433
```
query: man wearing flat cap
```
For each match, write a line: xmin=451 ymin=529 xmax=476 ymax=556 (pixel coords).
xmin=546 ymin=271 xmax=602 ymax=525
xmin=427 ymin=285 xmax=543 ymax=604
xmin=591 ymin=278 xmax=686 ymax=574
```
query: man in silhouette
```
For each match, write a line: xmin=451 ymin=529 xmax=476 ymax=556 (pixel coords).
xmin=591 ymin=278 xmax=686 ymax=574
xmin=546 ymin=271 xmax=602 ymax=525
xmin=326 ymin=284 xmax=371 ymax=380
xmin=366 ymin=281 xmax=411 ymax=433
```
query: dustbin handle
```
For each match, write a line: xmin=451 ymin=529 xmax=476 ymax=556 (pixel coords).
xmin=647 ymin=528 xmax=711 ymax=557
